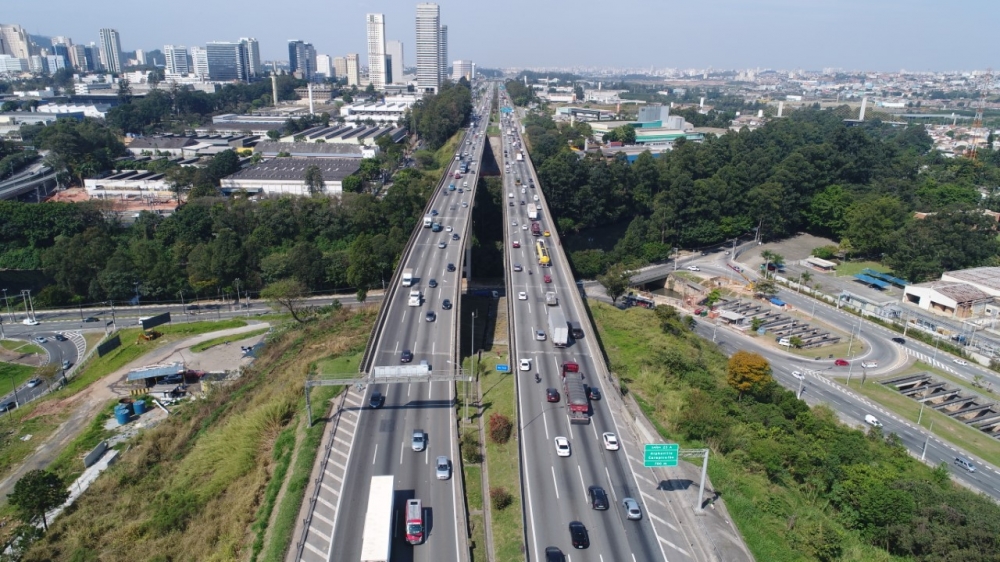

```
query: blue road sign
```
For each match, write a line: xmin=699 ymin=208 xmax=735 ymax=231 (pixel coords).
xmin=496 ymin=364 xmax=510 ymax=372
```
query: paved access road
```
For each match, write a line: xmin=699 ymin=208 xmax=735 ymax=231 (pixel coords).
xmin=299 ymin=86 xmax=495 ymax=562
xmin=0 ymin=330 xmax=83 ymax=409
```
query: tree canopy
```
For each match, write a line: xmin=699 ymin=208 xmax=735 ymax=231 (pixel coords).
xmin=410 ymin=81 xmax=472 ymax=149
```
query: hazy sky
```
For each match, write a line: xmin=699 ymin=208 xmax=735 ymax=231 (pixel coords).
xmin=4 ymin=0 xmax=997 ymax=71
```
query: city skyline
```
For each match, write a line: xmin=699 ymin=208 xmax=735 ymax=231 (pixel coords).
xmin=1 ymin=0 xmax=996 ymax=71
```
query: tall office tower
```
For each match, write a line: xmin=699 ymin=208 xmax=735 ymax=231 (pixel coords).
xmin=135 ymin=49 xmax=146 ymax=65
xmin=98 ymin=28 xmax=123 ymax=73
xmin=69 ymin=44 xmax=87 ymax=70
xmin=366 ymin=13 xmax=387 ymax=91
xmin=44 ymin=55 xmax=66 ymax=73
xmin=28 ymin=56 xmax=44 ymax=73
xmin=0 ymin=24 xmax=32 ymax=59
xmin=386 ymin=40 xmax=404 ymax=84
xmin=333 ymin=56 xmax=347 ymax=79
xmin=164 ymin=45 xmax=189 ymax=75
xmin=288 ymin=40 xmax=316 ymax=79
xmin=415 ymin=3 xmax=440 ymax=92
xmin=316 ymin=54 xmax=332 ymax=78
xmin=51 ymin=36 xmax=72 ymax=48
xmin=438 ymin=25 xmax=447 ymax=84
xmin=52 ymin=43 xmax=71 ymax=69
xmin=240 ymin=37 xmax=261 ymax=77
xmin=452 ymin=60 xmax=473 ymax=81
xmin=191 ymin=46 xmax=209 ymax=79
xmin=346 ymin=53 xmax=360 ymax=86
xmin=85 ymin=44 xmax=99 ymax=71
xmin=206 ymin=41 xmax=247 ymax=82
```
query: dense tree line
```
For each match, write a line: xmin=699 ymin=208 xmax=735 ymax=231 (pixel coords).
xmin=409 ymin=80 xmax=472 ymax=149
xmin=0 ymin=139 xmax=39 ymax=180
xmin=503 ymin=79 xmax=535 ymax=107
xmin=524 ymin=106 xmax=1000 ymax=281
xmin=0 ymin=167 xmax=437 ymax=307
xmin=20 ymin=119 xmax=127 ymax=184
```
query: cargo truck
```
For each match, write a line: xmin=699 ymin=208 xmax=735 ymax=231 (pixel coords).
xmin=423 ymin=215 xmax=433 ymax=227
xmin=405 ymin=498 xmax=424 ymax=544
xmin=561 ymin=362 xmax=590 ymax=424
xmin=360 ymin=475 xmax=394 ymax=562
xmin=516 ymin=152 xmax=524 ymax=161
xmin=545 ymin=292 xmax=558 ymax=306
xmin=402 ymin=268 xmax=414 ymax=287
xmin=408 ymin=290 xmax=422 ymax=307
xmin=527 ymin=203 xmax=539 ymax=221
xmin=548 ymin=307 xmax=569 ymax=347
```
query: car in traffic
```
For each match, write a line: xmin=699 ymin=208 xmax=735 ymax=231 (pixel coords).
xmin=54 ymin=334 xmax=67 ymax=341
xmin=519 ymin=358 xmax=531 ymax=371
xmin=864 ymin=414 xmax=882 ymax=428
xmin=428 ymin=279 xmax=438 ymax=288
xmin=84 ymin=317 xmax=99 ymax=323
xmin=447 ymin=263 xmax=456 ymax=272
xmin=554 ymin=436 xmax=570 ymax=457
xmin=518 ymin=292 xmax=527 ymax=300
xmin=0 ymin=401 xmax=16 ymax=413
xmin=33 ymin=337 xmax=47 ymax=344
xmin=462 ymin=201 xmax=468 ymax=208
xmin=62 ymin=360 xmax=71 ymax=370
xmin=543 ymin=230 xmax=551 ymax=237
xmin=602 ymin=432 xmax=620 ymax=450
xmin=511 ymin=220 xmax=518 ymax=227
xmin=369 ymin=391 xmax=384 ymax=408
xmin=546 ymin=388 xmax=560 ymax=402
xmin=588 ymin=486 xmax=609 ymax=510
xmin=569 ymin=521 xmax=589 ymax=549
xmin=442 ymin=299 xmax=452 ymax=310
xmin=446 ymin=225 xmax=453 ymax=232
xmin=587 ymin=386 xmax=601 ymax=400
xmin=535 ymin=330 xmax=546 ymax=341
xmin=686 ymin=265 xmax=701 ymax=271
xmin=512 ymin=240 xmax=520 ymax=248
xmin=891 ymin=337 xmax=906 ymax=344
xmin=544 ymin=547 xmax=565 ymax=562
xmin=401 ymin=349 xmax=414 ymax=363
xmin=792 ymin=370 xmax=804 ymax=380
xmin=954 ymin=358 xmax=969 ymax=365
xmin=438 ymin=241 xmax=447 ymax=249
xmin=622 ymin=497 xmax=642 ymax=520
xmin=834 ymin=359 xmax=849 ymax=366
xmin=543 ymin=274 xmax=552 ymax=283
xmin=411 ymin=430 xmax=426 ymax=452
xmin=436 ymin=456 xmax=451 ymax=480
xmin=513 ymin=263 xmax=523 ymax=272
xmin=452 ymin=233 xmax=460 ymax=240
xmin=425 ymin=311 xmax=436 ymax=322
xmin=26 ymin=378 xmax=42 ymax=388
xmin=21 ymin=318 xmax=38 ymax=326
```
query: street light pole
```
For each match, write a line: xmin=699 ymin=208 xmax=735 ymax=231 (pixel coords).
xmin=2 ymin=289 xmax=12 ymax=323
xmin=921 ymin=421 xmax=934 ymax=461
xmin=673 ymin=248 xmax=679 ymax=272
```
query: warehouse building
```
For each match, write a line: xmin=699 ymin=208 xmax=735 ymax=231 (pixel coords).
xmin=220 ymin=157 xmax=360 ymax=197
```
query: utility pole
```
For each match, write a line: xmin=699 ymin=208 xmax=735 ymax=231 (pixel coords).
xmin=921 ymin=421 xmax=934 ymax=461
xmin=917 ymin=401 xmax=925 ymax=425
xmin=847 ymin=318 xmax=860 ymax=357
xmin=179 ymin=289 xmax=185 ymax=314
xmin=673 ymin=248 xmax=679 ymax=272
xmin=2 ymin=289 xmax=12 ymax=323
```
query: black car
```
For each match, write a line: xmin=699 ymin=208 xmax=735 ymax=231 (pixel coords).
xmin=425 ymin=311 xmax=436 ymax=322
xmin=161 ymin=374 xmax=184 ymax=385
xmin=369 ymin=391 xmax=384 ymax=409
xmin=0 ymin=401 xmax=17 ymax=413
xmin=442 ymin=299 xmax=452 ymax=310
xmin=892 ymin=337 xmax=906 ymax=345
xmin=588 ymin=486 xmax=609 ymax=510
xmin=569 ymin=521 xmax=589 ymax=549
xmin=428 ymin=279 xmax=438 ymax=288
xmin=452 ymin=233 xmax=460 ymax=240
xmin=587 ymin=386 xmax=601 ymax=401
xmin=401 ymin=349 xmax=413 ymax=363
xmin=446 ymin=263 xmax=456 ymax=272
xmin=54 ymin=334 xmax=67 ymax=341
xmin=544 ymin=547 xmax=565 ymax=562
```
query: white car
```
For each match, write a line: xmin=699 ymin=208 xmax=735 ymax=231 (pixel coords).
xmin=518 ymin=291 xmax=527 ymax=301
xmin=512 ymin=220 xmax=518 ymax=226
xmin=686 ymin=265 xmax=700 ymax=271
xmin=521 ymin=187 xmax=526 ymax=194
xmin=555 ymin=436 xmax=571 ymax=457
xmin=791 ymin=371 xmax=804 ymax=380
xmin=533 ymin=195 xmax=539 ymax=201
xmin=522 ymin=224 xmax=528 ymax=230
xmin=954 ymin=359 xmax=969 ymax=366
xmin=602 ymin=432 xmax=619 ymax=451
xmin=21 ymin=318 xmax=38 ymax=326
xmin=446 ymin=225 xmax=453 ymax=232
xmin=519 ymin=358 xmax=531 ymax=371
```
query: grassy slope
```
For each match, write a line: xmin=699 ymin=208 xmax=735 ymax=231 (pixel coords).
xmin=0 ymin=361 xmax=36 ymax=393
xmin=23 ymin=308 xmax=376 ymax=562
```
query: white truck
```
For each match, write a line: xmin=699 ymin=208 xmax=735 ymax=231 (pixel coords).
xmin=423 ymin=215 xmax=433 ymax=228
xmin=527 ymin=203 xmax=539 ymax=221
xmin=545 ymin=292 xmax=558 ymax=306
xmin=360 ymin=475 xmax=395 ymax=562
xmin=548 ymin=307 xmax=569 ymax=348
xmin=516 ymin=151 xmax=523 ymax=162
xmin=402 ymin=268 xmax=414 ymax=287
xmin=408 ymin=290 xmax=422 ymax=307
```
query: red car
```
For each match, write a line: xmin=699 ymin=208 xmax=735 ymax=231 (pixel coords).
xmin=546 ymin=388 xmax=560 ymax=402
xmin=543 ymin=274 xmax=552 ymax=283
xmin=512 ymin=241 xmax=520 ymax=248
xmin=834 ymin=359 xmax=849 ymax=366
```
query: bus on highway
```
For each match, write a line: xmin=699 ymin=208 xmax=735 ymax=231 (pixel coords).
xmin=530 ymin=222 xmax=542 ymax=236
xmin=360 ymin=475 xmax=394 ymax=562
xmin=535 ymin=240 xmax=551 ymax=267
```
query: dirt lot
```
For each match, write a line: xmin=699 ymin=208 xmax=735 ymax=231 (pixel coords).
xmin=739 ymin=233 xmax=836 ymax=269
xmin=0 ymin=323 xmax=269 ymax=500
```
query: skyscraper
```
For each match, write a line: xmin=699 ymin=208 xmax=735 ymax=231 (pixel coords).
xmin=346 ymin=53 xmax=360 ymax=86
xmin=69 ymin=44 xmax=88 ymax=71
xmin=333 ymin=56 xmax=347 ymax=79
xmin=438 ymin=25 xmax=448 ymax=84
xmin=191 ymin=46 xmax=208 ymax=79
xmin=240 ymin=38 xmax=261 ymax=77
xmin=135 ymin=49 xmax=146 ymax=66
xmin=452 ymin=60 xmax=473 ymax=82
xmin=386 ymin=40 xmax=404 ymax=84
xmin=366 ymin=13 xmax=387 ymax=91
xmin=164 ymin=45 xmax=189 ymax=75
xmin=316 ymin=54 xmax=332 ymax=78
xmin=0 ymin=24 xmax=32 ymax=60
xmin=415 ymin=3 xmax=440 ymax=93
xmin=288 ymin=40 xmax=316 ymax=79
xmin=98 ymin=28 xmax=123 ymax=73
xmin=206 ymin=41 xmax=247 ymax=82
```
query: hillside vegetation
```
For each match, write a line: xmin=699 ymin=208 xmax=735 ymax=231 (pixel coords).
xmin=21 ymin=307 xmax=375 ymax=561
xmin=591 ymin=301 xmax=1000 ymax=562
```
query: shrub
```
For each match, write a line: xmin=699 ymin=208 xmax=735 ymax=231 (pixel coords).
xmin=461 ymin=431 xmax=482 ymax=464
xmin=490 ymin=486 xmax=513 ymax=510
xmin=812 ymin=245 xmax=838 ymax=260
xmin=487 ymin=412 xmax=513 ymax=444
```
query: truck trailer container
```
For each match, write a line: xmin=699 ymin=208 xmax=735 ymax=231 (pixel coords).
xmin=360 ymin=475 xmax=395 ymax=562
xmin=401 ymin=268 xmax=414 ymax=287
xmin=562 ymin=362 xmax=590 ymax=424
xmin=548 ymin=307 xmax=569 ymax=347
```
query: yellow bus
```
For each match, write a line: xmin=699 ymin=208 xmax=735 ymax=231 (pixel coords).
xmin=535 ymin=240 xmax=551 ymax=267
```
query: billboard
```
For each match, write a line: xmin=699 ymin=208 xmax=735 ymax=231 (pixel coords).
xmin=97 ymin=334 xmax=121 ymax=357
xmin=140 ymin=312 xmax=171 ymax=330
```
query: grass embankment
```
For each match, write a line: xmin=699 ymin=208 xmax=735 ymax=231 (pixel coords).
xmin=22 ymin=308 xmax=375 ymax=562
xmin=590 ymin=301 xmax=1000 ymax=562
xmin=0 ymin=361 xmax=36 ymax=393
xmin=190 ymin=328 xmax=270 ymax=352
xmin=0 ymin=340 xmax=43 ymax=355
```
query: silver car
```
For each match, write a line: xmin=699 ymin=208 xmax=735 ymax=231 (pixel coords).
xmin=411 ymin=430 xmax=426 ymax=452
xmin=436 ymin=456 xmax=451 ymax=480
xmin=622 ymin=497 xmax=642 ymax=520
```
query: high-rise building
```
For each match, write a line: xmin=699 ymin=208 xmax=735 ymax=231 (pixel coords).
xmin=164 ymin=45 xmax=189 ymax=75
xmin=386 ymin=40 xmax=404 ymax=84
xmin=0 ymin=24 xmax=32 ymax=60
xmin=346 ymin=53 xmax=360 ymax=86
xmin=135 ymin=49 xmax=146 ymax=66
xmin=438 ymin=25 xmax=447 ymax=84
xmin=240 ymin=38 xmax=261 ymax=77
xmin=415 ymin=3 xmax=440 ymax=92
xmin=52 ymin=43 xmax=71 ymax=69
xmin=28 ymin=55 xmax=44 ymax=74
xmin=288 ymin=40 xmax=316 ymax=79
xmin=206 ymin=41 xmax=247 ymax=82
xmin=0 ymin=54 xmax=27 ymax=73
xmin=452 ymin=60 xmax=473 ymax=82
xmin=68 ymin=44 xmax=88 ymax=71
xmin=333 ymin=56 xmax=347 ymax=79
xmin=316 ymin=54 xmax=332 ymax=78
xmin=98 ymin=28 xmax=123 ymax=73
xmin=84 ymin=44 xmax=99 ymax=71
xmin=44 ymin=55 xmax=66 ymax=73
xmin=191 ymin=46 xmax=208 ymax=79
xmin=366 ymin=13 xmax=387 ymax=91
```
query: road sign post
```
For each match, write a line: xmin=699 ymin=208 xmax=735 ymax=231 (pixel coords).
xmin=643 ymin=443 xmax=679 ymax=467
xmin=495 ymin=364 xmax=509 ymax=373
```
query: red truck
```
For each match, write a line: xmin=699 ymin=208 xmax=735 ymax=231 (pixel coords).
xmin=562 ymin=362 xmax=590 ymax=425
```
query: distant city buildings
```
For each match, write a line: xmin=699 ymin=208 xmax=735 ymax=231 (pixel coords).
xmin=164 ymin=45 xmax=189 ymax=75
xmin=315 ymin=54 xmax=333 ymax=79
xmin=439 ymin=25 xmax=447 ymax=85
xmin=346 ymin=53 xmax=360 ymax=86
xmin=288 ymin=40 xmax=317 ymax=80
xmin=206 ymin=41 xmax=248 ymax=82
xmin=415 ymin=3 xmax=442 ymax=93
xmin=98 ymin=28 xmax=123 ymax=73
xmin=452 ymin=60 xmax=473 ymax=82
xmin=240 ymin=37 xmax=261 ymax=77
xmin=190 ymin=46 xmax=209 ymax=79
xmin=0 ymin=24 xmax=32 ymax=59
xmin=333 ymin=56 xmax=347 ymax=80
xmin=386 ymin=40 xmax=404 ymax=84
xmin=366 ymin=13 xmax=387 ymax=91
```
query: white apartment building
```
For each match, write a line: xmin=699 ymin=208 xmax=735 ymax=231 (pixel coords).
xmin=98 ymin=28 xmax=122 ymax=74
xmin=386 ymin=40 xmax=404 ymax=84
xmin=415 ymin=3 xmax=440 ymax=92
xmin=366 ymin=13 xmax=387 ymax=91
xmin=164 ymin=45 xmax=189 ymax=75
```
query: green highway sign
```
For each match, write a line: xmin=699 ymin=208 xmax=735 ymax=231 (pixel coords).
xmin=643 ymin=443 xmax=679 ymax=467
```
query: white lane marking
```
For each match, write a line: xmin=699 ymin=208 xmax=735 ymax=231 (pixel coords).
xmin=578 ymin=465 xmax=587 ymax=499
xmin=659 ymin=537 xmax=690 ymax=557
xmin=591 ymin=418 xmax=600 ymax=441
xmin=605 ymin=466 xmax=618 ymax=501
xmin=372 ymin=444 xmax=378 ymax=465
xmin=552 ymin=466 xmax=560 ymax=499
xmin=394 ymin=341 xmax=399 ymax=353
xmin=543 ymin=403 xmax=551 ymax=440
xmin=650 ymin=511 xmax=679 ymax=532
xmin=399 ymin=440 xmax=404 ymax=465
xmin=408 ymin=383 xmax=412 ymax=398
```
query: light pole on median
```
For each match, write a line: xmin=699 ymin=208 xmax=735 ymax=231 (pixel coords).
xmin=2 ymin=289 xmax=12 ymax=323
xmin=921 ymin=421 xmax=934 ymax=461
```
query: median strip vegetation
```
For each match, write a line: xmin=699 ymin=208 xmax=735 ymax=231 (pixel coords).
xmin=590 ymin=301 xmax=1000 ymax=562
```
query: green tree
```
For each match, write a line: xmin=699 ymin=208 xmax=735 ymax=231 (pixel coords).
xmin=8 ymin=469 xmax=69 ymax=530
xmin=726 ymin=350 xmax=773 ymax=399
xmin=597 ymin=263 xmax=631 ymax=305
xmin=303 ymin=165 xmax=325 ymax=194
xmin=260 ymin=278 xmax=308 ymax=323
